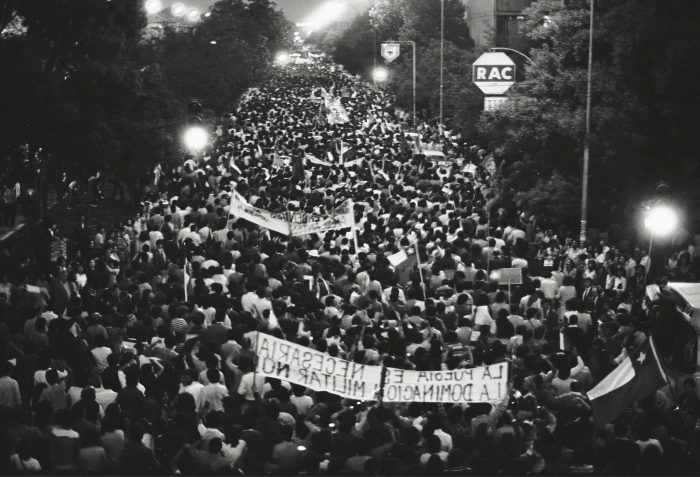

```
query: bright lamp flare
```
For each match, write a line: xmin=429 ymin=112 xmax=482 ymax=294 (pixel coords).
xmin=275 ymin=52 xmax=291 ymax=65
xmin=186 ymin=8 xmax=200 ymax=22
xmin=184 ymin=126 xmax=209 ymax=151
xmin=372 ymin=66 xmax=389 ymax=82
xmin=644 ymin=205 xmax=678 ymax=237
xmin=303 ymin=1 xmax=347 ymax=31
xmin=171 ymin=3 xmax=187 ymax=17
xmin=144 ymin=0 xmax=162 ymax=15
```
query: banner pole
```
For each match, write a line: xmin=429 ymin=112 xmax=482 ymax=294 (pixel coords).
xmin=415 ymin=241 xmax=426 ymax=301
xmin=349 ymin=199 xmax=360 ymax=255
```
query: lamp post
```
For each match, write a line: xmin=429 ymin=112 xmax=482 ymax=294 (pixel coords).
xmin=579 ymin=0 xmax=595 ymax=244
xmin=384 ymin=40 xmax=416 ymax=126
xmin=439 ymin=0 xmax=444 ymax=137
xmin=643 ymin=204 xmax=678 ymax=282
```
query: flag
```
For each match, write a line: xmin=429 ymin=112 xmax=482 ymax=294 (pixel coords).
xmin=340 ymin=141 xmax=356 ymax=164
xmin=480 ymin=153 xmax=496 ymax=174
xmin=587 ymin=336 xmax=667 ymax=425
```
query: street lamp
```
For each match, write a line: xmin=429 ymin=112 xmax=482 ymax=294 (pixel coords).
xmin=644 ymin=204 xmax=678 ymax=281
xmin=383 ymin=40 xmax=416 ymax=126
xmin=275 ymin=51 xmax=291 ymax=66
xmin=183 ymin=126 xmax=209 ymax=152
xmin=372 ymin=66 xmax=388 ymax=83
xmin=579 ymin=0 xmax=595 ymax=243
xmin=171 ymin=3 xmax=187 ymax=17
xmin=439 ymin=0 xmax=444 ymax=137
xmin=186 ymin=8 xmax=201 ymax=22
xmin=144 ymin=0 xmax=162 ymax=15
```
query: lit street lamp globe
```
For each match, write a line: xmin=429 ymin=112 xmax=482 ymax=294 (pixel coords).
xmin=644 ymin=205 xmax=678 ymax=237
xmin=275 ymin=51 xmax=291 ymax=65
xmin=183 ymin=126 xmax=209 ymax=151
xmin=171 ymin=3 xmax=187 ymax=17
xmin=144 ymin=0 xmax=162 ymax=15
xmin=372 ymin=66 xmax=388 ymax=83
xmin=186 ymin=8 xmax=201 ymax=22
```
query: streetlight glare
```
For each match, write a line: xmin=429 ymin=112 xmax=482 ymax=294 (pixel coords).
xmin=184 ymin=126 xmax=209 ymax=151
xmin=171 ymin=3 xmax=187 ymax=17
xmin=303 ymin=1 xmax=347 ymax=31
xmin=372 ymin=66 xmax=388 ymax=82
xmin=644 ymin=205 xmax=678 ymax=237
xmin=144 ymin=0 xmax=162 ymax=15
xmin=186 ymin=8 xmax=200 ymax=22
xmin=275 ymin=51 xmax=291 ymax=65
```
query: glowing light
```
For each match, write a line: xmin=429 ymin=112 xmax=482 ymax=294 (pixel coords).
xmin=144 ymin=0 xmax=162 ymax=15
xmin=171 ymin=3 xmax=187 ymax=17
xmin=275 ymin=51 xmax=291 ymax=65
xmin=297 ymin=446 xmax=307 ymax=452
xmin=183 ymin=126 xmax=209 ymax=151
xmin=372 ymin=66 xmax=389 ymax=82
xmin=302 ymin=1 xmax=347 ymax=31
xmin=210 ymin=40 xmax=217 ymax=45
xmin=186 ymin=8 xmax=200 ymax=22
xmin=644 ymin=205 xmax=678 ymax=237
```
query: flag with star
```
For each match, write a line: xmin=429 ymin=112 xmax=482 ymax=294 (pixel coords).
xmin=587 ymin=336 xmax=667 ymax=425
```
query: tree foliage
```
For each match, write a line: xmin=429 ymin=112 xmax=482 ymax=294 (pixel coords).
xmin=478 ymin=0 xmax=700 ymax=229
xmin=321 ymin=0 xmax=481 ymax=134
xmin=0 ymin=0 xmax=291 ymax=195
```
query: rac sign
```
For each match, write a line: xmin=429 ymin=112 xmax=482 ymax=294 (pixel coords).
xmin=472 ymin=52 xmax=516 ymax=95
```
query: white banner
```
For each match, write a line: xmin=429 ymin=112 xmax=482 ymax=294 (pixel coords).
xmin=229 ymin=197 xmax=289 ymax=235
xmin=253 ymin=332 xmax=382 ymax=401
xmin=382 ymin=363 xmax=508 ymax=403
xmin=288 ymin=200 xmax=354 ymax=236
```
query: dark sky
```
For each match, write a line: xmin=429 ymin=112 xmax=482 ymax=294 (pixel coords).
xmin=185 ymin=0 xmax=369 ymax=23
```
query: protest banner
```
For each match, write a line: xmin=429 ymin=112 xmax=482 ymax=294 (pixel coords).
xmin=229 ymin=197 xmax=290 ymax=235
xmin=252 ymin=332 xmax=383 ymax=401
xmin=493 ymin=267 xmax=523 ymax=285
xmin=382 ymin=362 xmax=509 ymax=403
xmin=287 ymin=200 xmax=354 ymax=236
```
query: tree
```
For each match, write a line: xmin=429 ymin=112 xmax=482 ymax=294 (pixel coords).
xmin=478 ymin=0 xmax=700 ymax=231
xmin=148 ymin=0 xmax=293 ymax=115
xmin=325 ymin=0 xmax=479 ymax=131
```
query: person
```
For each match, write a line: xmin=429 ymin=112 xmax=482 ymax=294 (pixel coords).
xmin=0 ymin=361 xmax=21 ymax=409
xmin=9 ymin=439 xmax=42 ymax=473
xmin=200 ymin=367 xmax=229 ymax=414
xmin=77 ymin=427 xmax=109 ymax=472
xmin=120 ymin=423 xmax=159 ymax=474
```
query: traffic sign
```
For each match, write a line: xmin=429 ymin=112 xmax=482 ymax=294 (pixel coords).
xmin=381 ymin=43 xmax=400 ymax=63
xmin=472 ymin=52 xmax=516 ymax=95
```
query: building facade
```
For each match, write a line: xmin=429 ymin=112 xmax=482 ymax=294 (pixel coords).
xmin=463 ymin=0 xmax=535 ymax=49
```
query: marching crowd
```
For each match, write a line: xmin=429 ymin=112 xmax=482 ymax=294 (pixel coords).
xmin=1 ymin=59 xmax=700 ymax=475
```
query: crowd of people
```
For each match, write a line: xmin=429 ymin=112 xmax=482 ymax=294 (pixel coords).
xmin=1 ymin=58 xmax=700 ymax=475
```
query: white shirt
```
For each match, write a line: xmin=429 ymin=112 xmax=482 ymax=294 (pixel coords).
xmin=237 ymin=372 xmax=265 ymax=401
xmin=180 ymin=381 xmax=205 ymax=410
